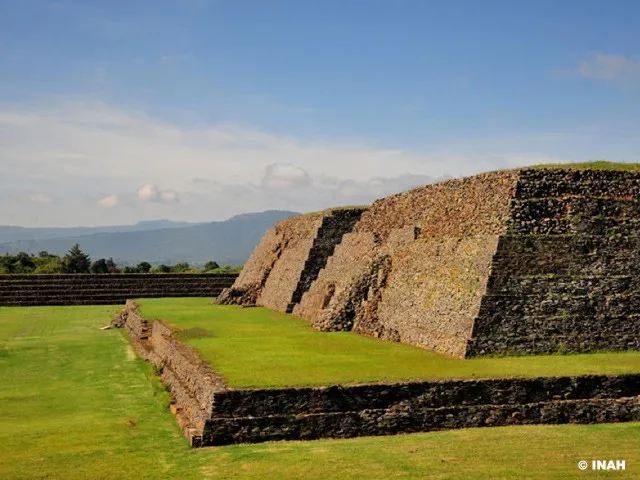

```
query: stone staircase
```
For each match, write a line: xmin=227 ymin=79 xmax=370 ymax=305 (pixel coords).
xmin=286 ymin=209 xmax=365 ymax=313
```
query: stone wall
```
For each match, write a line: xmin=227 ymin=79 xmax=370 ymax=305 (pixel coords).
xmin=467 ymin=168 xmax=640 ymax=356
xmin=217 ymin=208 xmax=366 ymax=313
xmin=203 ymin=374 xmax=640 ymax=445
xmin=0 ymin=273 xmax=237 ymax=306
xmin=118 ymin=301 xmax=228 ymax=446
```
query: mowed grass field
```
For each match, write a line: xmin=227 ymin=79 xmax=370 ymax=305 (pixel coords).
xmin=1 ymin=303 xmax=639 ymax=479
xmin=138 ymin=297 xmax=640 ymax=388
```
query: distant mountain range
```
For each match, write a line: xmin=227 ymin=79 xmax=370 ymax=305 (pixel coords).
xmin=0 ymin=219 xmax=197 ymax=243
xmin=0 ymin=211 xmax=298 ymax=266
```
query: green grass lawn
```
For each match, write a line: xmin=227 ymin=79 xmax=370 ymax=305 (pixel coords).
xmin=136 ymin=297 xmax=640 ymax=389
xmin=1 ymin=304 xmax=639 ymax=479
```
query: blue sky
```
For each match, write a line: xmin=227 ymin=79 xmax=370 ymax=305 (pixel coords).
xmin=1 ymin=0 xmax=639 ymax=226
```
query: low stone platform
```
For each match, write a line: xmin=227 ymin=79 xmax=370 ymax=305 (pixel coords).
xmin=0 ymin=273 xmax=238 ymax=306
xmin=118 ymin=300 xmax=640 ymax=447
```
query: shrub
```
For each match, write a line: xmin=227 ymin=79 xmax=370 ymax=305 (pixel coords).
xmin=170 ymin=262 xmax=191 ymax=273
xmin=136 ymin=261 xmax=152 ymax=273
xmin=203 ymin=260 xmax=220 ymax=271
xmin=34 ymin=258 xmax=64 ymax=273
xmin=90 ymin=259 xmax=110 ymax=274
xmin=150 ymin=264 xmax=171 ymax=273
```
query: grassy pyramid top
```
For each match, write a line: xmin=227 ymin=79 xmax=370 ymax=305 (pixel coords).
xmin=529 ymin=161 xmax=640 ymax=171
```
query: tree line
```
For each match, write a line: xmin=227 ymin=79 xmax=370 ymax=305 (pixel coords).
xmin=0 ymin=244 xmax=242 ymax=274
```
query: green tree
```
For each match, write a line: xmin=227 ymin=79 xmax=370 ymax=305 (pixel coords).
xmin=106 ymin=258 xmax=119 ymax=273
xmin=122 ymin=266 xmax=138 ymax=273
xmin=14 ymin=252 xmax=36 ymax=273
xmin=90 ymin=258 xmax=109 ymax=274
xmin=0 ymin=255 xmax=13 ymax=274
xmin=171 ymin=262 xmax=190 ymax=273
xmin=136 ymin=261 xmax=152 ymax=273
xmin=34 ymin=257 xmax=63 ymax=273
xmin=61 ymin=244 xmax=91 ymax=273
xmin=203 ymin=260 xmax=220 ymax=271
xmin=150 ymin=264 xmax=170 ymax=273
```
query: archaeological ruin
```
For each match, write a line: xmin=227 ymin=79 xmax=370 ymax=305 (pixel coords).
xmin=115 ymin=165 xmax=640 ymax=446
xmin=219 ymin=167 xmax=640 ymax=358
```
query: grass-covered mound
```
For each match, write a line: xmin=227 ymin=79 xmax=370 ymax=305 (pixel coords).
xmin=532 ymin=160 xmax=640 ymax=171
xmin=1 ymin=304 xmax=640 ymax=479
xmin=136 ymin=298 xmax=640 ymax=389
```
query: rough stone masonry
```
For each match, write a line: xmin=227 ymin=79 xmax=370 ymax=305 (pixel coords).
xmin=219 ymin=167 xmax=640 ymax=358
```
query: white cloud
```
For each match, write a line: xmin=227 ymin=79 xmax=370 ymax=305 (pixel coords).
xmin=0 ymin=99 xmax=453 ymax=189
xmin=138 ymin=184 xmax=179 ymax=203
xmin=26 ymin=193 xmax=53 ymax=205
xmin=98 ymin=194 xmax=120 ymax=208
xmin=554 ymin=53 xmax=640 ymax=89
xmin=577 ymin=53 xmax=640 ymax=80
xmin=160 ymin=190 xmax=179 ymax=203
xmin=138 ymin=184 xmax=160 ymax=202
xmin=0 ymin=98 xmax=593 ymax=226
xmin=262 ymin=163 xmax=312 ymax=189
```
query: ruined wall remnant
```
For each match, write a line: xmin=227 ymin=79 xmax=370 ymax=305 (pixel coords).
xmin=217 ymin=208 xmax=366 ymax=312
xmin=238 ymin=167 xmax=640 ymax=358
xmin=118 ymin=301 xmax=228 ymax=446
